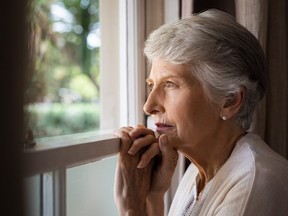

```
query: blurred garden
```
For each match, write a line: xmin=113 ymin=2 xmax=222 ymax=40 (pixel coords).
xmin=27 ymin=0 xmax=101 ymax=138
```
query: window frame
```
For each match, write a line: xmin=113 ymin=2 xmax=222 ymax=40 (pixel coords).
xmin=23 ymin=132 xmax=119 ymax=177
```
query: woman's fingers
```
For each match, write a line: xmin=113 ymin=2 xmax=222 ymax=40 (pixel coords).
xmin=129 ymin=125 xmax=155 ymax=138
xmin=129 ymin=126 xmax=160 ymax=168
xmin=114 ymin=126 xmax=134 ymax=152
xmin=128 ymin=134 xmax=157 ymax=155
xmin=159 ymin=134 xmax=178 ymax=170
xmin=115 ymin=125 xmax=160 ymax=168
xmin=146 ymin=134 xmax=178 ymax=195
xmin=114 ymin=126 xmax=134 ymax=138
xmin=137 ymin=142 xmax=160 ymax=168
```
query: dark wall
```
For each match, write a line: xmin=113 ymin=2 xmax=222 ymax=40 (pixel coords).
xmin=1 ymin=1 xmax=29 ymax=215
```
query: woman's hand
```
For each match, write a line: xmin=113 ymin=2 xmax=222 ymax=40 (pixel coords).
xmin=149 ymin=134 xmax=178 ymax=194
xmin=114 ymin=125 xmax=159 ymax=216
xmin=146 ymin=134 xmax=179 ymax=216
xmin=114 ymin=125 xmax=179 ymax=216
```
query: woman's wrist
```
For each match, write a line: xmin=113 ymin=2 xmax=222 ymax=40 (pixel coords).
xmin=123 ymin=209 xmax=147 ymax=216
xmin=117 ymin=207 xmax=148 ymax=216
xmin=146 ymin=193 xmax=165 ymax=216
xmin=116 ymin=200 xmax=148 ymax=216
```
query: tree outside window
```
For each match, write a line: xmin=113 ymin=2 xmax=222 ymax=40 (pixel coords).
xmin=27 ymin=0 xmax=100 ymax=138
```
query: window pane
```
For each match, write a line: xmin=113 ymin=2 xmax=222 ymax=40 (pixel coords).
xmin=28 ymin=0 xmax=100 ymax=138
xmin=23 ymin=175 xmax=41 ymax=216
xmin=66 ymin=156 xmax=118 ymax=216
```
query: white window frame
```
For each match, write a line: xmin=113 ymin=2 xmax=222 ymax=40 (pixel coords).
xmin=23 ymin=1 xmax=184 ymax=216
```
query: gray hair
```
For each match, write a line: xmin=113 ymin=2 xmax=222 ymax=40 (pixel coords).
xmin=144 ymin=9 xmax=267 ymax=130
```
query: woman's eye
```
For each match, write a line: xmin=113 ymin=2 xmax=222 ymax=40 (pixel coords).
xmin=166 ymin=81 xmax=175 ymax=88
xmin=148 ymin=83 xmax=154 ymax=90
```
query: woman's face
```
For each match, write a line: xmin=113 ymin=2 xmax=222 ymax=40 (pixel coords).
xmin=143 ymin=59 xmax=221 ymax=151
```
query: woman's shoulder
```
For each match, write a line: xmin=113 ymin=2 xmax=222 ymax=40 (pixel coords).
xmin=239 ymin=132 xmax=288 ymax=171
xmin=232 ymin=132 xmax=288 ymax=215
xmin=212 ymin=132 xmax=288 ymax=200
xmin=201 ymin=133 xmax=288 ymax=215
xmin=230 ymin=132 xmax=288 ymax=190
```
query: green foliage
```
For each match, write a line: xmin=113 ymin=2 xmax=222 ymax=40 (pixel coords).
xmin=69 ymin=74 xmax=98 ymax=100
xmin=28 ymin=103 xmax=100 ymax=138
xmin=28 ymin=0 xmax=100 ymax=103
xmin=27 ymin=0 xmax=101 ymax=138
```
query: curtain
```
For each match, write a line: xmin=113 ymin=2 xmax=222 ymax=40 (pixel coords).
xmin=181 ymin=0 xmax=288 ymax=159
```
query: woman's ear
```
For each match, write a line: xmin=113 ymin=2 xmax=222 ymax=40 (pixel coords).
xmin=220 ymin=86 xmax=245 ymax=120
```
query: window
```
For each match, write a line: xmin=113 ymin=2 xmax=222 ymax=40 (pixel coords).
xmin=28 ymin=0 xmax=102 ymax=138
xmin=27 ymin=0 xmax=147 ymax=138
xmin=24 ymin=0 xmax=147 ymax=215
xmin=24 ymin=1 xmax=182 ymax=216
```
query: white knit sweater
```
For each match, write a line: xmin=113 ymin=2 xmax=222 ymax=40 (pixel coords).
xmin=168 ymin=133 xmax=288 ymax=216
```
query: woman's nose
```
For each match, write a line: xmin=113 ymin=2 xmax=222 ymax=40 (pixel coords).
xmin=143 ymin=89 xmax=164 ymax=115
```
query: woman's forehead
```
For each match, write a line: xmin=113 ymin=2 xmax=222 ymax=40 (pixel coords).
xmin=148 ymin=59 xmax=195 ymax=81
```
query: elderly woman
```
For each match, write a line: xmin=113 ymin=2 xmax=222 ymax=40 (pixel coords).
xmin=114 ymin=9 xmax=288 ymax=216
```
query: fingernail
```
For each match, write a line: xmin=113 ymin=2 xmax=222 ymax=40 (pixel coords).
xmin=137 ymin=161 xmax=145 ymax=169
xmin=129 ymin=131 xmax=135 ymax=137
xmin=128 ymin=148 xmax=134 ymax=155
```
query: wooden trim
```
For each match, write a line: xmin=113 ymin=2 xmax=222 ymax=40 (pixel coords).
xmin=23 ymin=133 xmax=120 ymax=177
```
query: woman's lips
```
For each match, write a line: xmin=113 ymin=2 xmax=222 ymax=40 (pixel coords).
xmin=155 ymin=123 xmax=174 ymax=133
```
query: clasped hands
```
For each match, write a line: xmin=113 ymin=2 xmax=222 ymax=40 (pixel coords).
xmin=114 ymin=125 xmax=178 ymax=216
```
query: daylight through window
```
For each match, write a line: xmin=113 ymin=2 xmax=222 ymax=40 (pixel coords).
xmin=27 ymin=0 xmax=101 ymax=138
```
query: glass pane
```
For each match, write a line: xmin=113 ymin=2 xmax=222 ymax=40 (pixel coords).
xmin=27 ymin=0 xmax=100 ymax=138
xmin=23 ymin=174 xmax=42 ymax=216
xmin=66 ymin=156 xmax=118 ymax=216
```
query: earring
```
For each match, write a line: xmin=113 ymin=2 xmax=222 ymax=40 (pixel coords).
xmin=222 ymin=116 xmax=227 ymax=121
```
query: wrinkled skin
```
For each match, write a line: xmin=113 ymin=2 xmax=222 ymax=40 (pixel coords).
xmin=114 ymin=125 xmax=178 ymax=216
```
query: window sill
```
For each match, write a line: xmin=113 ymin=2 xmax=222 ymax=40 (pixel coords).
xmin=23 ymin=131 xmax=120 ymax=177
